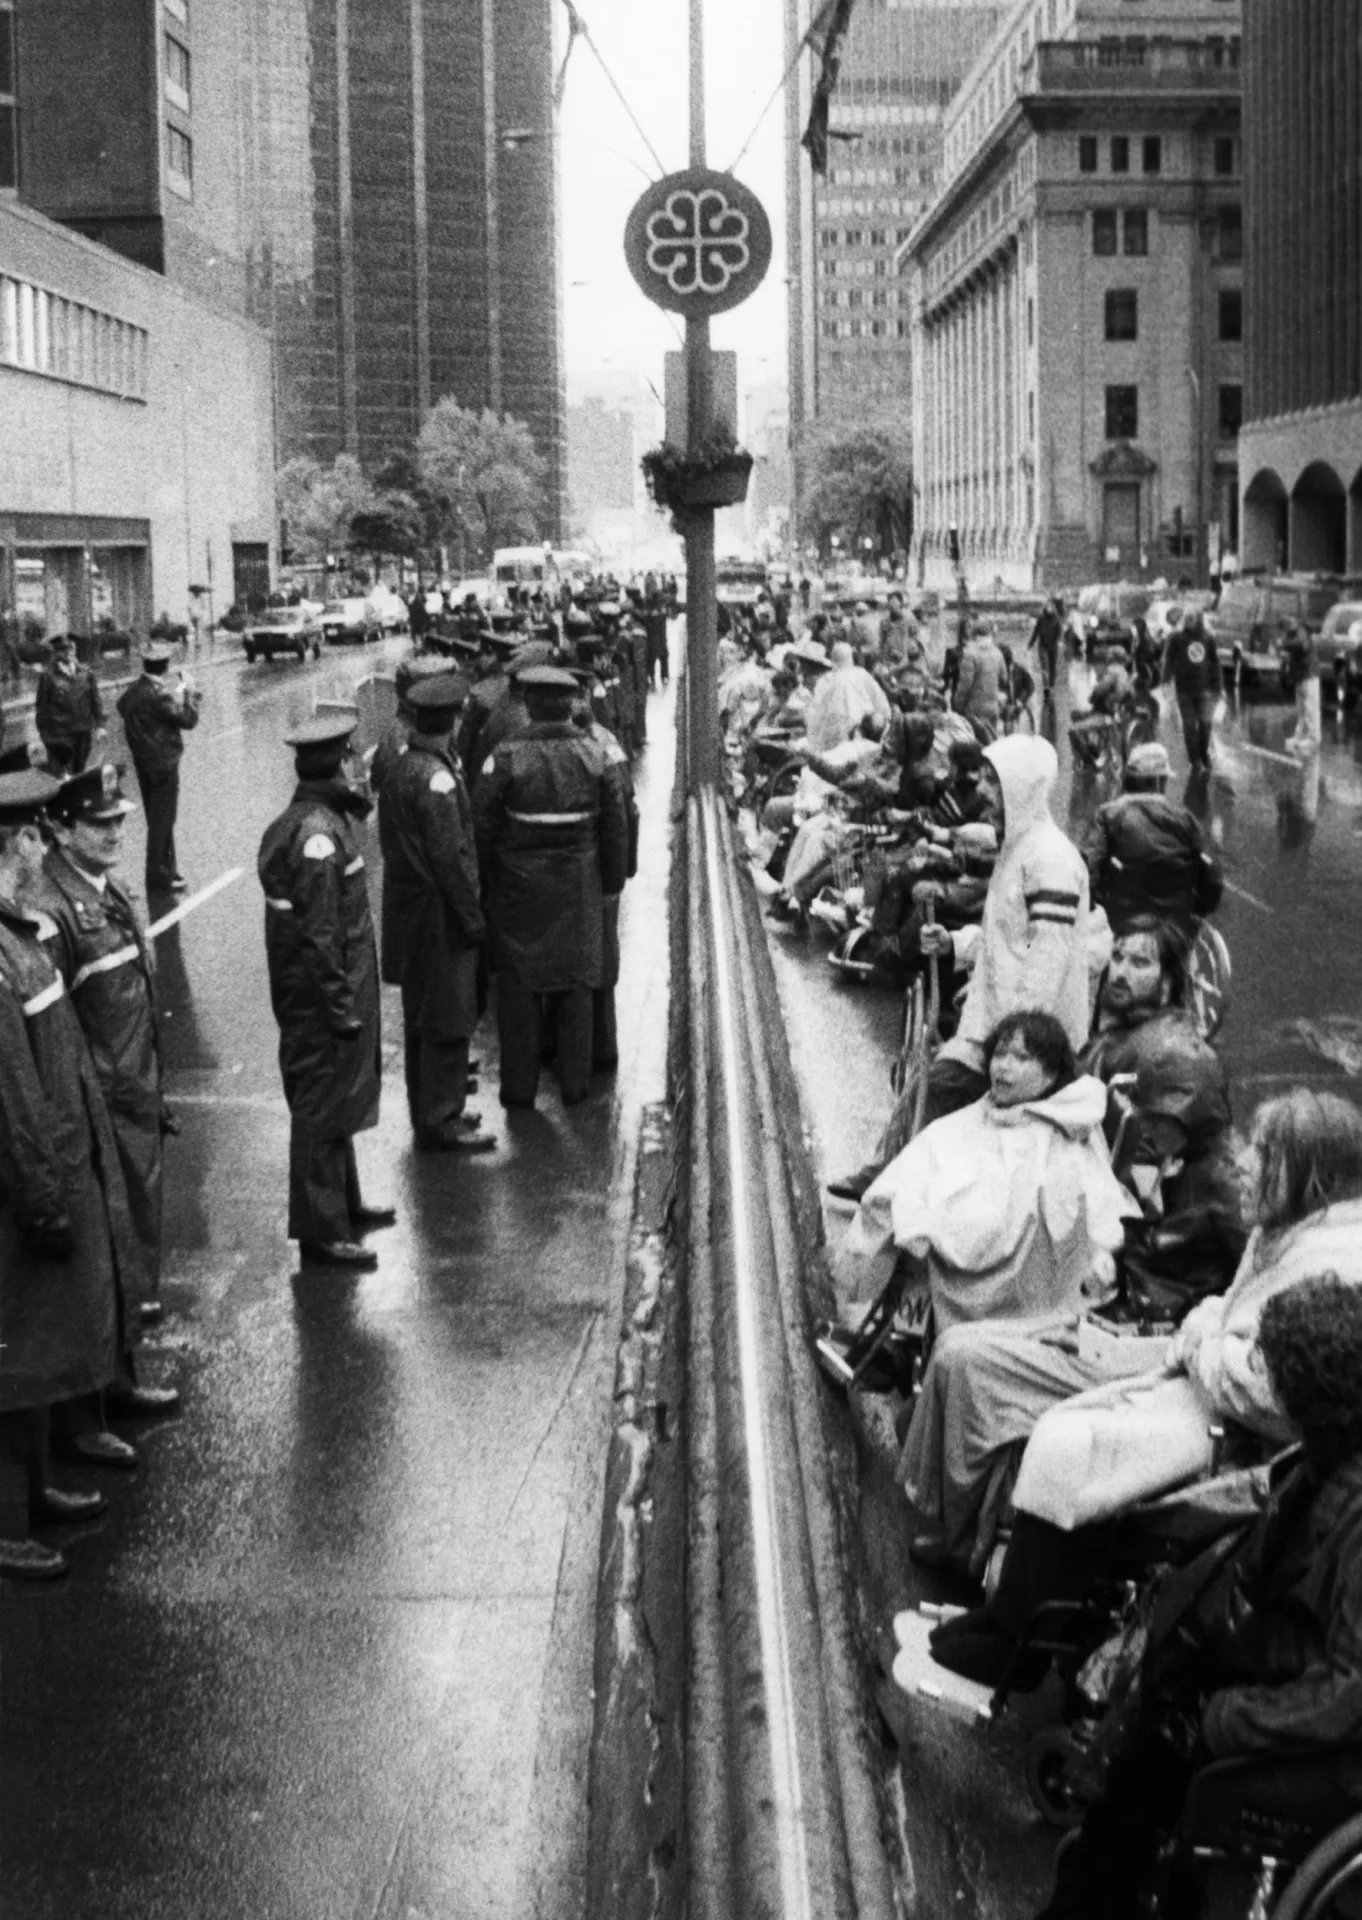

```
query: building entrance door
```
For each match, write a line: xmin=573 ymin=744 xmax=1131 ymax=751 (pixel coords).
xmin=1103 ymin=483 xmax=1140 ymax=556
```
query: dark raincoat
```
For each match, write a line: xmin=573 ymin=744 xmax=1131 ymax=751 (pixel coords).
xmin=473 ymin=722 xmax=630 ymax=993
xmin=0 ymin=903 xmax=125 ymax=1411
xmin=370 ymin=721 xmax=410 ymax=984
xmin=379 ymin=733 xmax=484 ymax=1038
xmin=584 ymin=718 xmax=639 ymax=991
xmin=456 ymin=670 xmax=509 ymax=783
xmin=35 ymin=849 xmax=165 ymax=1292
xmin=258 ymin=781 xmax=381 ymax=1141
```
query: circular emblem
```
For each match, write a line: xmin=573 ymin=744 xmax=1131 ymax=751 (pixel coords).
xmin=624 ymin=169 xmax=772 ymax=318
xmin=1186 ymin=640 xmax=1206 ymax=665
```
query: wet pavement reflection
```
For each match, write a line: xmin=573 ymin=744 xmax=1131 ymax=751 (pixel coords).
xmin=1 ymin=636 xmax=674 ymax=1920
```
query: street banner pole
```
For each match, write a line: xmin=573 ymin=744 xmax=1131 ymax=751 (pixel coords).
xmin=685 ymin=0 xmax=718 ymax=794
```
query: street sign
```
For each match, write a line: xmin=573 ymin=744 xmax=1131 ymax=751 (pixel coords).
xmin=624 ymin=169 xmax=772 ymax=319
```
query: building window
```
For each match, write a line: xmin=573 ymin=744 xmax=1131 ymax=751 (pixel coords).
xmin=1079 ymin=136 xmax=1098 ymax=173
xmin=1105 ymin=384 xmax=1138 ymax=438
xmin=166 ymin=123 xmax=193 ymax=187
xmin=869 ymin=227 xmax=887 ymax=245
xmin=0 ymin=4 xmax=15 ymax=193
xmin=1093 ymin=209 xmax=1118 ymax=256
xmin=844 ymin=228 xmax=863 ymax=246
xmin=1111 ymin=136 xmax=1130 ymax=173
xmin=1218 ymin=383 xmax=1243 ymax=438
xmin=1218 ymin=287 xmax=1243 ymax=341
xmin=1104 ymin=288 xmax=1138 ymax=340
xmin=1027 ymin=297 xmax=1034 ymax=346
xmin=1216 ymin=205 xmax=1243 ymax=260
xmin=1123 ymin=208 xmax=1148 ymax=255
xmin=1142 ymin=136 xmax=1161 ymax=174
xmin=1213 ymin=136 xmax=1234 ymax=176
xmin=165 ymin=34 xmax=191 ymax=107
xmin=1028 ymin=390 xmax=1035 ymax=441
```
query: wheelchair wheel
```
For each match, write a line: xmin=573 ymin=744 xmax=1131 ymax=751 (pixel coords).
xmin=1270 ymin=1812 xmax=1362 ymax=1920
xmin=758 ymin=754 xmax=805 ymax=815
xmin=1025 ymin=1728 xmax=1089 ymax=1831
xmin=892 ymin=976 xmax=926 ymax=1094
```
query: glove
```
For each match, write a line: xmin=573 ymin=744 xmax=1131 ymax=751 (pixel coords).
xmin=23 ymin=1213 xmax=76 ymax=1262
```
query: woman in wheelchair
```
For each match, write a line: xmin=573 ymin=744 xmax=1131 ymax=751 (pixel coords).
xmin=928 ymin=1089 xmax=1362 ymax=1684
xmin=1030 ymin=1274 xmax=1362 ymax=1920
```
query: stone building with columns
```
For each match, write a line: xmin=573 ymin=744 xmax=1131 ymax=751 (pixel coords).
xmin=904 ymin=0 xmax=1243 ymax=591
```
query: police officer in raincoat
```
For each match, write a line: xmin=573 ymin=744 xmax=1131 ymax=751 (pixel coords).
xmin=474 ymin=666 xmax=631 ymax=1109
xmin=378 ymin=675 xmax=495 ymax=1153
xmin=258 ymin=714 xmax=393 ymax=1269
xmin=0 ymin=770 xmax=136 ymax=1580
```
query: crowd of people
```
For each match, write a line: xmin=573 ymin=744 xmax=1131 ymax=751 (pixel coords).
xmin=718 ymin=578 xmax=1362 ymax=1916
xmin=0 ymin=585 xmax=662 ymax=1582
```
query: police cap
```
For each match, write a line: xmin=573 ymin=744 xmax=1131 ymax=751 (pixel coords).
xmin=51 ymin=762 xmax=137 ymax=824
xmin=141 ymin=643 xmax=173 ymax=666
xmin=406 ymin=673 xmax=468 ymax=712
xmin=518 ymin=665 xmax=579 ymax=693
xmin=0 ymin=768 xmax=62 ymax=824
xmin=284 ymin=712 xmax=358 ymax=750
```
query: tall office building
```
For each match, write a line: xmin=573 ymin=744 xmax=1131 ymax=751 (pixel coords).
xmin=1238 ymin=0 xmax=1362 ymax=576
xmin=905 ymin=0 xmax=1243 ymax=591
xmin=12 ymin=0 xmax=567 ymax=538
xmin=2 ymin=0 xmax=275 ymax=631
xmin=785 ymin=0 xmax=1001 ymax=444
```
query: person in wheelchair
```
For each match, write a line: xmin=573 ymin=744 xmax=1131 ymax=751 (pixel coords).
xmin=1069 ymin=643 xmax=1138 ymax=767
xmin=1030 ymin=1273 xmax=1362 ymax=1920
xmin=897 ymin=921 xmax=1243 ymax=1575
xmin=928 ymin=1088 xmax=1362 ymax=1670
xmin=834 ymin=1009 xmax=1130 ymax=1331
xmin=1083 ymin=743 xmax=1224 ymax=939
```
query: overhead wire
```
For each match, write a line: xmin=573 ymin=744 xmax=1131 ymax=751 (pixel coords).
xmin=567 ymin=6 xmax=670 ymax=178
xmin=728 ymin=34 xmax=808 ymax=175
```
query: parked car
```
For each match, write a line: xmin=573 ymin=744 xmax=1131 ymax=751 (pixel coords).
xmin=448 ymin=576 xmax=494 ymax=610
xmin=1312 ymin=599 xmax=1362 ymax=707
xmin=320 ymin=597 xmax=381 ymax=645
xmin=242 ymin=606 xmax=323 ymax=663
xmin=1070 ymin=581 xmax=1155 ymax=658
xmin=1146 ymin=592 xmax=1216 ymax=645
xmin=1207 ymin=574 xmax=1353 ymax=691
xmin=366 ymin=584 xmax=408 ymax=634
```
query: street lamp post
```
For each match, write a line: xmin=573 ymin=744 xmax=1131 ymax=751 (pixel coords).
xmin=685 ymin=0 xmax=718 ymax=794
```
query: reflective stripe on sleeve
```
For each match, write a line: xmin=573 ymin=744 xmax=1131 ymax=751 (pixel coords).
xmin=72 ymin=944 xmax=140 ymax=992
xmin=265 ymin=897 xmax=294 ymax=913
xmin=506 ymin=809 xmax=593 ymax=825
xmin=344 ymin=856 xmax=365 ymax=876
xmin=22 ymin=978 xmax=65 ymax=1017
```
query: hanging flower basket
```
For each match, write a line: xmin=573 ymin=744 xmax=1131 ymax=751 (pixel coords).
xmin=642 ymin=440 xmax=754 ymax=517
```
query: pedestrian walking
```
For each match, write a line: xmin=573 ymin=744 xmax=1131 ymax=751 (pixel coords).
xmin=644 ymin=598 xmax=670 ymax=689
xmin=953 ymin=622 xmax=1008 ymax=739
xmin=572 ymin=680 xmax=639 ymax=1073
xmin=37 ymin=765 xmax=180 ymax=1363
xmin=1282 ymin=618 xmax=1321 ymax=758
xmin=378 ymin=675 xmax=495 ymax=1152
xmin=1026 ymin=597 xmax=1063 ymax=696
xmin=0 ymin=769 xmax=130 ymax=1581
xmin=258 ymin=714 xmax=394 ymax=1270
xmin=474 ymin=666 xmax=630 ymax=1110
xmin=116 ymin=644 xmax=201 ymax=894
xmin=1162 ymin=611 xmax=1222 ymax=772
xmin=35 ymin=634 xmax=106 ymax=772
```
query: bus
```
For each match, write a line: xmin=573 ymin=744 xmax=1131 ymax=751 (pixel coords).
xmin=491 ymin=547 xmax=595 ymax=602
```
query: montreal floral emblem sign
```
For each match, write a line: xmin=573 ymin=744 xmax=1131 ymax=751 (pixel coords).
xmin=624 ymin=168 xmax=772 ymax=319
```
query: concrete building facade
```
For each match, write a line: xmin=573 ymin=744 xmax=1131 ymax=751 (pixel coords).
xmin=906 ymin=0 xmax=1243 ymax=592
xmin=786 ymin=0 xmax=1001 ymax=459
xmin=1 ymin=0 xmax=275 ymax=637
xmin=1238 ymin=0 xmax=1362 ymax=576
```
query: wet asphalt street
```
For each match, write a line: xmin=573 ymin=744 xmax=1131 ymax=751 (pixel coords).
xmin=1 ymin=637 xmax=673 ymax=1920
xmin=762 ymin=646 xmax=1362 ymax=1920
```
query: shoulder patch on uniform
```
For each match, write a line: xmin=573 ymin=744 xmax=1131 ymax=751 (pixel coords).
xmin=303 ymin=833 xmax=336 ymax=860
xmin=429 ymin=769 xmax=456 ymax=794
xmin=481 ymin=756 xmax=496 ymax=778
xmin=32 ymin=910 xmax=60 ymax=943
xmin=605 ymin=741 xmax=627 ymax=765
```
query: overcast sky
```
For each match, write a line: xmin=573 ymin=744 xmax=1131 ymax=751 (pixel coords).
xmin=556 ymin=0 xmax=790 ymax=408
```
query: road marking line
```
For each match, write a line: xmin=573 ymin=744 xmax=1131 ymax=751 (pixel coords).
xmin=166 ymin=1092 xmax=289 ymax=1111
xmin=1223 ymin=878 xmax=1274 ymax=914
xmin=147 ymin=867 xmax=243 ymax=938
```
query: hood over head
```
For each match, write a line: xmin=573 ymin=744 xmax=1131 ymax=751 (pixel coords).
xmin=989 ymin=1073 xmax=1109 ymax=1139
xmin=984 ymin=733 xmax=1059 ymax=848
xmin=829 ymin=641 xmax=855 ymax=671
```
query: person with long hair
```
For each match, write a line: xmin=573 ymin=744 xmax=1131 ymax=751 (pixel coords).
xmin=931 ymin=1088 xmax=1362 ymax=1686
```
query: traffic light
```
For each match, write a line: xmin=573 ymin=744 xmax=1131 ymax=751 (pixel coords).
xmin=948 ymin=524 xmax=961 ymax=566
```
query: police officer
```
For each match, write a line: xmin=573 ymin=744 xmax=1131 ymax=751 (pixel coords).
xmin=258 ymin=714 xmax=393 ymax=1269
xmin=456 ymin=630 xmax=518 ymax=785
xmin=379 ymin=675 xmax=494 ymax=1152
xmin=35 ymin=633 xmax=106 ymax=772
xmin=38 ymin=765 xmax=180 ymax=1430
xmin=116 ymin=643 xmax=202 ymax=894
xmin=0 ymin=769 xmax=132 ymax=1578
xmin=572 ymin=675 xmax=639 ymax=1072
xmin=474 ymin=666 xmax=630 ymax=1109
